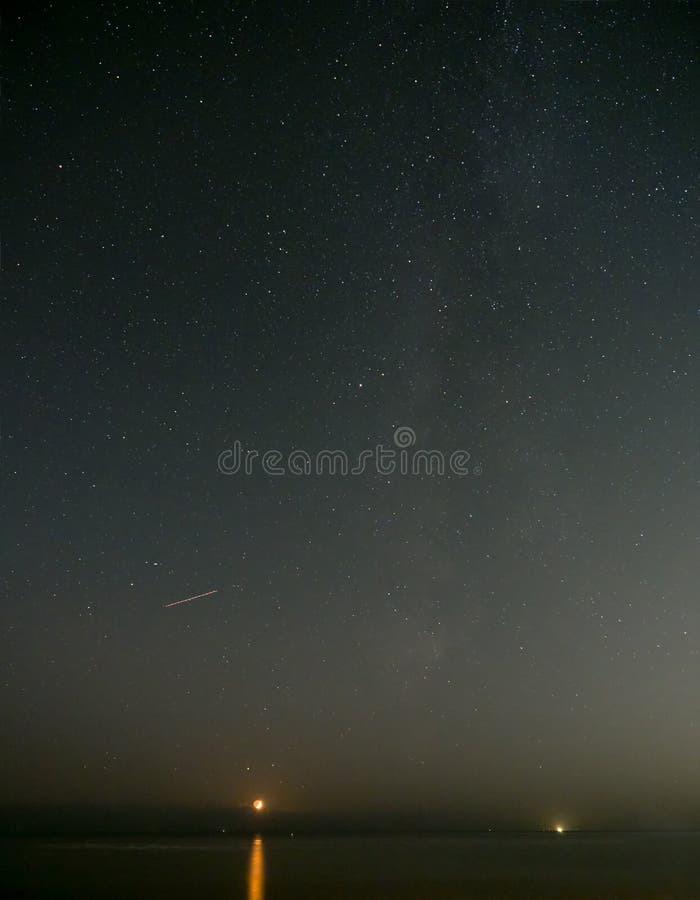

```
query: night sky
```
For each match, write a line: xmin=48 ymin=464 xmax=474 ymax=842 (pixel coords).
xmin=3 ymin=2 xmax=699 ymax=829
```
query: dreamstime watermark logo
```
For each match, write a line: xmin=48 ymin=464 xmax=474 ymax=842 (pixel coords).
xmin=217 ymin=427 xmax=481 ymax=478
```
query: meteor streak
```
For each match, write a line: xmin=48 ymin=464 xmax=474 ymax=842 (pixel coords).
xmin=164 ymin=589 xmax=218 ymax=608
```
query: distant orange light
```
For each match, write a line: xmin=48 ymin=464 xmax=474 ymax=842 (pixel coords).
xmin=252 ymin=799 xmax=264 ymax=811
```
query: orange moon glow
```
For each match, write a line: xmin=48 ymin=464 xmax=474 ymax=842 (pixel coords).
xmin=252 ymin=799 xmax=264 ymax=811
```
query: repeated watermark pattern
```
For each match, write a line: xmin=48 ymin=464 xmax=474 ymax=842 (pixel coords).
xmin=218 ymin=427 xmax=481 ymax=478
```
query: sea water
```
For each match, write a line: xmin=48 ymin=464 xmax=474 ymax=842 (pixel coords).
xmin=1 ymin=831 xmax=699 ymax=898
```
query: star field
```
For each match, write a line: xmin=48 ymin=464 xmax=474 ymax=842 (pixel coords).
xmin=2 ymin=2 xmax=699 ymax=828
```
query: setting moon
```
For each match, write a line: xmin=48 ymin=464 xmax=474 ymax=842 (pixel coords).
xmin=252 ymin=799 xmax=265 ymax=811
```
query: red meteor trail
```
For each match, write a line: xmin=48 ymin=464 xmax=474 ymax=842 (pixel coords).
xmin=164 ymin=589 xmax=218 ymax=608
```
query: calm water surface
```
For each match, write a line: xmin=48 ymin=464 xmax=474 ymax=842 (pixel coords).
xmin=1 ymin=832 xmax=699 ymax=899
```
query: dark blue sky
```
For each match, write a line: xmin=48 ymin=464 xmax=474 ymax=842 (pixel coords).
xmin=2 ymin=1 xmax=699 ymax=828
